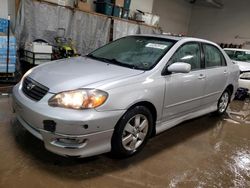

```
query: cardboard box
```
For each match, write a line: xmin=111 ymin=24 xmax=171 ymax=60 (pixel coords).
xmin=78 ymin=1 xmax=91 ymax=12
xmin=114 ymin=0 xmax=124 ymax=7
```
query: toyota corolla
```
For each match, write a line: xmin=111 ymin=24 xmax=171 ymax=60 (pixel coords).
xmin=13 ymin=35 xmax=239 ymax=158
xmin=224 ymin=48 xmax=250 ymax=92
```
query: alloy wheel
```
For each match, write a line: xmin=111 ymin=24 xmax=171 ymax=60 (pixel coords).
xmin=218 ymin=92 xmax=229 ymax=113
xmin=122 ymin=114 xmax=149 ymax=151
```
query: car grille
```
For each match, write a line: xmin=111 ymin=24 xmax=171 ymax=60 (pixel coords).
xmin=22 ymin=77 xmax=49 ymax=101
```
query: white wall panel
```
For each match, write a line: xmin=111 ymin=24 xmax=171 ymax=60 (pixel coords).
xmin=0 ymin=0 xmax=8 ymax=18
xmin=188 ymin=0 xmax=250 ymax=48
xmin=152 ymin=0 xmax=192 ymax=34
xmin=130 ymin=0 xmax=154 ymax=13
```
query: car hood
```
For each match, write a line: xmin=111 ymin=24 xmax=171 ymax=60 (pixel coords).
xmin=234 ymin=61 xmax=250 ymax=72
xmin=28 ymin=57 xmax=144 ymax=93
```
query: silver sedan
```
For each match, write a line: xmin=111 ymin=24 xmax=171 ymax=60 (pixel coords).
xmin=12 ymin=35 xmax=239 ymax=158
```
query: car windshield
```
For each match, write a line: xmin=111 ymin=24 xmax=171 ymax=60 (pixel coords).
xmin=87 ymin=36 xmax=176 ymax=70
xmin=225 ymin=50 xmax=250 ymax=62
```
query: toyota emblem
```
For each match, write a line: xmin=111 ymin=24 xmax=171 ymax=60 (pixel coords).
xmin=27 ymin=83 xmax=35 ymax=90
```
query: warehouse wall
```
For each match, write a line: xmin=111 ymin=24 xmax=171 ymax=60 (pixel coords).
xmin=130 ymin=0 xmax=154 ymax=13
xmin=0 ymin=0 xmax=16 ymax=29
xmin=152 ymin=0 xmax=192 ymax=34
xmin=188 ymin=0 xmax=250 ymax=48
xmin=0 ymin=0 xmax=8 ymax=18
xmin=87 ymin=0 xmax=192 ymax=34
xmin=8 ymin=0 xmax=16 ymax=29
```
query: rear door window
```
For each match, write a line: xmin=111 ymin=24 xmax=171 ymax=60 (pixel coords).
xmin=203 ymin=44 xmax=226 ymax=68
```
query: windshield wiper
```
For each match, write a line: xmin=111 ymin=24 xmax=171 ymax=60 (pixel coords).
xmin=108 ymin=58 xmax=141 ymax=70
xmin=86 ymin=54 xmax=111 ymax=64
xmin=87 ymin=55 xmax=142 ymax=70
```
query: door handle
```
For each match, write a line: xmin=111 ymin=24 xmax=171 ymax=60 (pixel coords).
xmin=198 ymin=74 xmax=206 ymax=79
xmin=224 ymin=70 xmax=228 ymax=74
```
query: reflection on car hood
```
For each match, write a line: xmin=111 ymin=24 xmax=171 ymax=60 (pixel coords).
xmin=234 ymin=61 xmax=250 ymax=72
xmin=27 ymin=57 xmax=144 ymax=93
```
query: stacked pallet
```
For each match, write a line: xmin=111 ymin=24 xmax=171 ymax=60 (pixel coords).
xmin=0 ymin=18 xmax=8 ymax=33
xmin=0 ymin=33 xmax=16 ymax=73
xmin=0 ymin=18 xmax=16 ymax=74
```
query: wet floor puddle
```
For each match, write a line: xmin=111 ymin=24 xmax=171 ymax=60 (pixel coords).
xmin=0 ymin=96 xmax=250 ymax=188
xmin=226 ymin=99 xmax=250 ymax=124
xmin=169 ymin=100 xmax=250 ymax=188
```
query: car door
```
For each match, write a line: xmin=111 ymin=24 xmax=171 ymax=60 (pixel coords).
xmin=162 ymin=42 xmax=206 ymax=120
xmin=202 ymin=43 xmax=228 ymax=106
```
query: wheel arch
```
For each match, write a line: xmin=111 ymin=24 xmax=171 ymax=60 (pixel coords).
xmin=225 ymin=84 xmax=234 ymax=101
xmin=117 ymin=101 xmax=158 ymax=137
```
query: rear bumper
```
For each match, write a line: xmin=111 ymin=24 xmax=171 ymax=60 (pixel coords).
xmin=239 ymin=79 xmax=250 ymax=93
xmin=12 ymin=83 xmax=125 ymax=157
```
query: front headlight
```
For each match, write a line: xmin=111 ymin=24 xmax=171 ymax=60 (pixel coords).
xmin=48 ymin=89 xmax=108 ymax=109
xmin=240 ymin=72 xmax=250 ymax=80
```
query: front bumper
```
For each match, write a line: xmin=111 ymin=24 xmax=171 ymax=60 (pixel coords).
xmin=12 ymin=83 xmax=125 ymax=157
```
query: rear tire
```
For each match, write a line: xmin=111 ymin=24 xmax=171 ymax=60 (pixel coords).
xmin=111 ymin=106 xmax=153 ymax=158
xmin=215 ymin=89 xmax=231 ymax=115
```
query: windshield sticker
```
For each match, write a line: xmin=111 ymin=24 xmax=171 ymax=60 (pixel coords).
xmin=146 ymin=43 xmax=168 ymax=50
xmin=245 ymin=51 xmax=250 ymax=55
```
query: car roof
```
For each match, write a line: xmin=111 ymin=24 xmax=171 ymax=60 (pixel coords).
xmin=224 ymin=48 xmax=250 ymax=52
xmin=131 ymin=34 xmax=218 ymax=46
xmin=138 ymin=34 xmax=185 ymax=41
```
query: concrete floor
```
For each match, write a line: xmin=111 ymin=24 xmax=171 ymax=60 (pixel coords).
xmin=0 ymin=95 xmax=250 ymax=188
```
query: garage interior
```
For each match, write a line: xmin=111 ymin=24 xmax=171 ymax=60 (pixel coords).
xmin=0 ymin=0 xmax=250 ymax=187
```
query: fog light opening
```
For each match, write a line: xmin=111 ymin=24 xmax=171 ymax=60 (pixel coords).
xmin=83 ymin=124 xmax=89 ymax=129
xmin=57 ymin=138 xmax=86 ymax=145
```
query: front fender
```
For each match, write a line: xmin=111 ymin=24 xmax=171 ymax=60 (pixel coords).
xmin=96 ymin=77 xmax=166 ymax=121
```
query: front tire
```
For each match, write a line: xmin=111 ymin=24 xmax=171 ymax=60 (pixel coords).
xmin=216 ymin=89 xmax=231 ymax=115
xmin=111 ymin=106 xmax=153 ymax=158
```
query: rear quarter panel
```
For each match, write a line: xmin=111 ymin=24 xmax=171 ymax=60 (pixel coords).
xmin=227 ymin=63 xmax=240 ymax=98
xmin=222 ymin=50 xmax=240 ymax=98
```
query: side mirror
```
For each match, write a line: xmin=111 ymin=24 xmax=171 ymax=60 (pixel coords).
xmin=167 ymin=62 xmax=191 ymax=74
